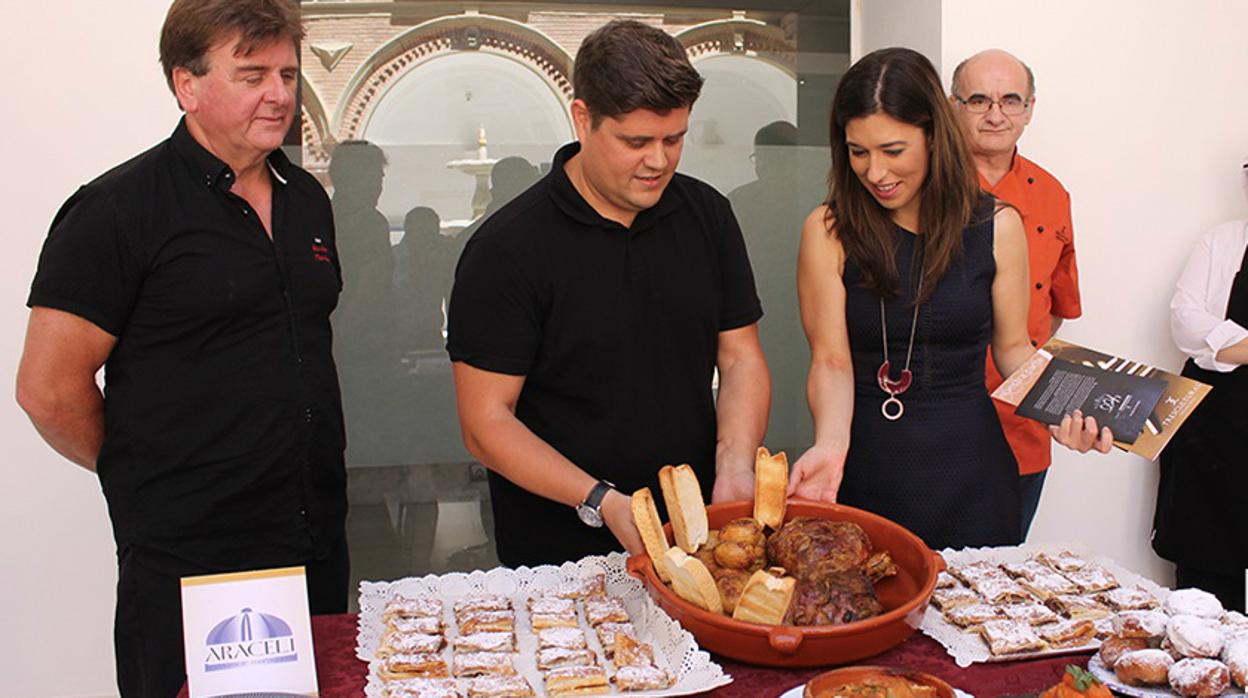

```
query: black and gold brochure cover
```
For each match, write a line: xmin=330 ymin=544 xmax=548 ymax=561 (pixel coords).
xmin=992 ymin=338 xmax=1212 ymax=460
xmin=1013 ymin=358 xmax=1168 ymax=444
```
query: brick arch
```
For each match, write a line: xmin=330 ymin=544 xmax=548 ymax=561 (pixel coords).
xmin=300 ymin=78 xmax=332 ymax=178
xmin=676 ymin=17 xmax=797 ymax=77
xmin=332 ymin=14 xmax=574 ymax=141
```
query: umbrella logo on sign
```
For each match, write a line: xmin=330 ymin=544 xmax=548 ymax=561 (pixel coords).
xmin=204 ymin=607 xmax=298 ymax=672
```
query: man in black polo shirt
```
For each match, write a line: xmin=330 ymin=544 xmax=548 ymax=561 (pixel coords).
xmin=448 ymin=20 xmax=772 ymax=566
xmin=15 ymin=1 xmax=346 ymax=695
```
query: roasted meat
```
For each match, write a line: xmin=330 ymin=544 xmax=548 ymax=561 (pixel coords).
xmin=787 ymin=571 xmax=884 ymax=626
xmin=714 ymin=518 xmax=766 ymax=571
xmin=766 ymin=517 xmax=872 ymax=582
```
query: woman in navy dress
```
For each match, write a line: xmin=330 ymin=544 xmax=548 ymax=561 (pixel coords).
xmin=789 ymin=48 xmax=1110 ymax=550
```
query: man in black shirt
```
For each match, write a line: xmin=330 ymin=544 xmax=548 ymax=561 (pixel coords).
xmin=448 ymin=20 xmax=772 ymax=566
xmin=15 ymin=2 xmax=346 ymax=695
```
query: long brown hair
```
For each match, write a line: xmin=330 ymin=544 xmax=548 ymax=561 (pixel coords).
xmin=825 ymin=47 xmax=982 ymax=304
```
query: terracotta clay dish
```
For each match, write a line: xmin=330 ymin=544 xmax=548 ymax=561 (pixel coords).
xmin=802 ymin=665 xmax=956 ymax=698
xmin=626 ymin=500 xmax=944 ymax=667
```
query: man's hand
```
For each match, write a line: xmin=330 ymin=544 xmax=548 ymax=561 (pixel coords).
xmin=601 ymin=489 xmax=644 ymax=556
xmin=787 ymin=443 xmax=847 ymax=503
xmin=1050 ymin=409 xmax=1114 ymax=454
xmin=711 ymin=449 xmax=755 ymax=503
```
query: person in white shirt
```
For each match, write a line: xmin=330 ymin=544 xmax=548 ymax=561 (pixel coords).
xmin=1152 ymin=162 xmax=1248 ymax=612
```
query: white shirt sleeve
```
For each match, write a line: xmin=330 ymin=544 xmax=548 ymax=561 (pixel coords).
xmin=1170 ymin=220 xmax=1248 ymax=372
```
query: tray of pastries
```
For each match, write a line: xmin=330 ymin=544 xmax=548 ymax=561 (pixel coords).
xmin=1086 ymin=587 xmax=1248 ymax=698
xmin=357 ymin=553 xmax=732 ymax=697
xmin=920 ymin=544 xmax=1170 ymax=666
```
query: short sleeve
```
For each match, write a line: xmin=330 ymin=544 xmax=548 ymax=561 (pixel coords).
xmin=716 ymin=199 xmax=764 ymax=331
xmin=446 ymin=237 xmax=543 ymax=375
xmin=27 ymin=185 xmax=143 ymax=336
xmin=1048 ymin=189 xmax=1082 ymax=319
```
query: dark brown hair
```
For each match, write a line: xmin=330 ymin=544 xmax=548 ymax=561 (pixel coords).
xmin=572 ymin=19 xmax=704 ymax=125
xmin=826 ymin=47 xmax=982 ymax=304
xmin=159 ymin=0 xmax=304 ymax=94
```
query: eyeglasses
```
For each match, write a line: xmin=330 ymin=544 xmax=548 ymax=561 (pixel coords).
xmin=953 ymin=94 xmax=1031 ymax=116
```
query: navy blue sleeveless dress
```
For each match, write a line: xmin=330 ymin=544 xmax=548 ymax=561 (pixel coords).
xmin=837 ymin=206 xmax=1022 ymax=550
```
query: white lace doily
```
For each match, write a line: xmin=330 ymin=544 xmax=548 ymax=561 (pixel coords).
xmin=356 ymin=552 xmax=732 ymax=696
xmin=921 ymin=543 xmax=1169 ymax=667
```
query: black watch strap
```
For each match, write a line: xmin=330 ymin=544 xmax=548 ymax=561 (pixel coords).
xmin=583 ymin=480 xmax=615 ymax=510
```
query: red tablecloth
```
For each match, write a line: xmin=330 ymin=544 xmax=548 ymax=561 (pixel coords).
xmin=182 ymin=614 xmax=1088 ymax=697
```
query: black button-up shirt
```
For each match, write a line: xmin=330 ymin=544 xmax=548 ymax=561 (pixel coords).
xmin=448 ymin=142 xmax=762 ymax=566
xmin=28 ymin=119 xmax=346 ymax=571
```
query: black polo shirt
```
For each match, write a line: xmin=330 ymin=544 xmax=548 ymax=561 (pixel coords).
xmin=28 ymin=118 xmax=346 ymax=572
xmin=448 ymin=141 xmax=762 ymax=566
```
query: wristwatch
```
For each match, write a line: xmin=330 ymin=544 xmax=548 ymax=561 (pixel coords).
xmin=575 ymin=480 xmax=616 ymax=528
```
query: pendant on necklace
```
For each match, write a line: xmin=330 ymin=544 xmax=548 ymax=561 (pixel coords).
xmin=877 ymin=360 xmax=912 ymax=421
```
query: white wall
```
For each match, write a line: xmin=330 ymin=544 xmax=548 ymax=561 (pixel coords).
xmin=938 ymin=0 xmax=1248 ymax=581
xmin=0 ymin=1 xmax=180 ymax=696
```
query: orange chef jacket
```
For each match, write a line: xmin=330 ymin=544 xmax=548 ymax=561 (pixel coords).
xmin=984 ymin=151 xmax=1082 ymax=475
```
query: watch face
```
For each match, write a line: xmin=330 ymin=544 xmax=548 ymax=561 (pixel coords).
xmin=576 ymin=504 xmax=604 ymax=528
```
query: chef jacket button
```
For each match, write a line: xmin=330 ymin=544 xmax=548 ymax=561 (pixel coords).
xmin=1037 ymin=225 xmax=1045 ymax=233
xmin=1027 ymin=177 xmax=1035 ymax=184
xmin=1035 ymin=282 xmax=1043 ymax=289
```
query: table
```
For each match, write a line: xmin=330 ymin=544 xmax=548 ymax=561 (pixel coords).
xmin=186 ymin=614 xmax=1085 ymax=697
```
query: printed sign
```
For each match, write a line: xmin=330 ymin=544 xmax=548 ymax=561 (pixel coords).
xmin=182 ymin=567 xmax=318 ymax=697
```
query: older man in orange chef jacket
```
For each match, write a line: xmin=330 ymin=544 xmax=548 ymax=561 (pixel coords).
xmin=949 ymin=49 xmax=1083 ymax=539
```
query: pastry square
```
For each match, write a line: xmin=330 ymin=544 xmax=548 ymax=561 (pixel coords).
xmin=1018 ymin=571 xmax=1082 ymax=601
xmin=453 ymin=595 xmax=512 ymax=620
xmin=594 ymin=622 xmax=637 ymax=657
xmin=1035 ymin=550 xmax=1089 ymax=573
xmin=1063 ymin=565 xmax=1119 ymax=594
xmin=380 ymin=652 xmax=451 ymax=680
xmin=584 ymin=597 xmax=630 ymax=627
xmin=553 ymin=574 xmax=607 ymax=600
xmin=384 ymin=595 xmax=445 ymax=621
xmin=612 ymin=633 xmax=655 ymax=668
xmin=930 ymin=585 xmax=982 ymax=611
xmin=999 ymin=559 xmax=1055 ymax=581
xmin=382 ymin=677 xmax=462 ymax=698
xmin=378 ymin=630 xmax=445 ymax=657
xmin=543 ymin=666 xmax=610 ymax=696
xmin=1038 ymin=619 xmax=1098 ymax=648
xmin=935 ymin=571 xmax=958 ymax=589
xmin=466 ymin=675 xmax=535 ymax=698
xmin=944 ymin=602 xmax=1004 ymax=628
xmin=1002 ymin=602 xmax=1060 ymax=626
xmin=949 ymin=561 xmax=1007 ymax=586
xmin=453 ymin=651 xmax=516 ymax=678
xmin=388 ymin=615 xmax=443 ymax=636
xmin=528 ymin=595 xmax=577 ymax=616
xmin=978 ymin=619 xmax=1045 ymax=655
xmin=613 ymin=664 xmax=675 ymax=691
xmin=1093 ymin=616 xmax=1116 ymax=639
xmin=537 ymin=626 xmax=589 ymax=651
xmin=452 ymin=631 xmax=515 ymax=654
xmin=1045 ymin=594 xmax=1111 ymax=620
xmin=536 ymin=647 xmax=597 ymax=671
xmin=971 ymin=576 xmax=1032 ymax=605
xmin=458 ymin=610 xmax=516 ymax=635
xmin=1097 ymin=585 xmax=1157 ymax=611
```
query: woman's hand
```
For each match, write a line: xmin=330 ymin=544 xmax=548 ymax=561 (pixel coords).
xmin=600 ymin=489 xmax=644 ymax=556
xmin=787 ymin=443 xmax=847 ymax=502
xmin=1050 ymin=409 xmax=1114 ymax=454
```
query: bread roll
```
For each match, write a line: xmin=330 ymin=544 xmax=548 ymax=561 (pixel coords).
xmin=753 ymin=447 xmax=788 ymax=530
xmin=732 ymin=567 xmax=796 ymax=625
xmin=630 ymin=488 xmax=671 ymax=582
xmin=664 ymin=547 xmax=723 ymax=614
xmin=658 ymin=464 xmax=707 ymax=552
